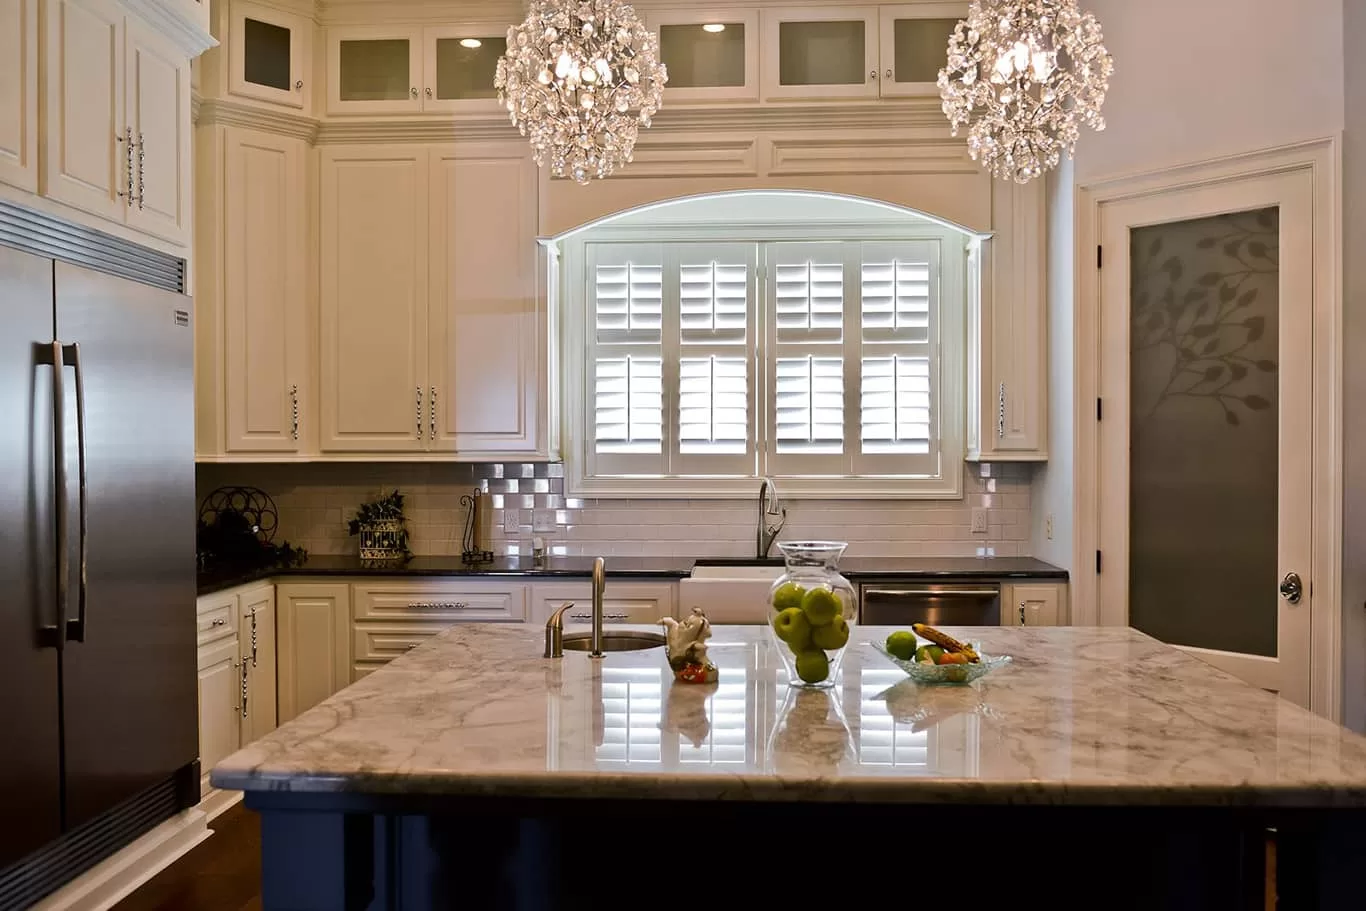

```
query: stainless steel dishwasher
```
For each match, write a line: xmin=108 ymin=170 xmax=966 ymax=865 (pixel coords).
xmin=859 ymin=582 xmax=1002 ymax=626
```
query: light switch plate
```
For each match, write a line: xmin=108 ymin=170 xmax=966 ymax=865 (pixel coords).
xmin=503 ymin=509 xmax=520 ymax=534
xmin=970 ymin=508 xmax=988 ymax=534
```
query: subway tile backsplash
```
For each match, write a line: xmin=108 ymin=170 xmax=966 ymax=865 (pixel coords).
xmin=195 ymin=462 xmax=1035 ymax=560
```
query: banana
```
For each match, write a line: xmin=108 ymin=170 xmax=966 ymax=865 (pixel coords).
xmin=912 ymin=623 xmax=980 ymax=663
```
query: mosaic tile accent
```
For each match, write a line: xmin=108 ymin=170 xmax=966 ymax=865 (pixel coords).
xmin=196 ymin=462 xmax=1034 ymax=559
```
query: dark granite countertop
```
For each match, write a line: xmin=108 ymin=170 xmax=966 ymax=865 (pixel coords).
xmin=198 ymin=554 xmax=1066 ymax=597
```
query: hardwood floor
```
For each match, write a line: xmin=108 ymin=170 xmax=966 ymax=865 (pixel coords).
xmin=113 ymin=805 xmax=262 ymax=911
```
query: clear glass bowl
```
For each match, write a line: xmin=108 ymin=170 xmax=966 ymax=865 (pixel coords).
xmin=766 ymin=541 xmax=857 ymax=689
xmin=870 ymin=640 xmax=1013 ymax=686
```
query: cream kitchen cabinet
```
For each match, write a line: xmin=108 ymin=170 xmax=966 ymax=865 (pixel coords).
xmin=759 ymin=4 xmax=964 ymax=102
xmin=649 ymin=8 xmax=760 ymax=105
xmin=276 ymin=582 xmax=352 ymax=722
xmin=195 ymin=583 xmax=276 ymax=804
xmin=1001 ymin=582 xmax=1066 ymax=627
xmin=196 ymin=125 xmax=309 ymax=457
xmin=320 ymin=143 xmax=547 ymax=458
xmin=969 ymin=178 xmax=1048 ymax=460
xmin=228 ymin=0 xmax=311 ymax=111
xmin=326 ymin=25 xmax=506 ymax=115
xmin=0 ymin=0 xmax=38 ymax=193
xmin=43 ymin=0 xmax=192 ymax=246
xmin=530 ymin=580 xmax=678 ymax=627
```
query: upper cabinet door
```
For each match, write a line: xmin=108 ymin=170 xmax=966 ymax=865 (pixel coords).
xmin=319 ymin=146 xmax=429 ymax=452
xmin=649 ymin=8 xmax=760 ymax=104
xmin=229 ymin=0 xmax=310 ymax=110
xmin=223 ymin=127 xmax=306 ymax=453
xmin=877 ymin=4 xmax=964 ymax=98
xmin=326 ymin=26 xmax=423 ymax=115
xmin=0 ymin=0 xmax=38 ymax=192
xmin=760 ymin=7 xmax=879 ymax=101
xmin=421 ymin=25 xmax=506 ymax=113
xmin=124 ymin=21 xmax=191 ymax=245
xmin=427 ymin=144 xmax=541 ymax=455
xmin=42 ymin=0 xmax=127 ymax=224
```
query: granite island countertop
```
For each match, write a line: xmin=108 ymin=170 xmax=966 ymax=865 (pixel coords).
xmin=212 ymin=625 xmax=1366 ymax=808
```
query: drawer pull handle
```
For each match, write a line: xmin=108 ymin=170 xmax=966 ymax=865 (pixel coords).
xmin=570 ymin=612 xmax=629 ymax=621
xmin=211 ymin=618 xmax=226 ymax=627
xmin=406 ymin=601 xmax=471 ymax=610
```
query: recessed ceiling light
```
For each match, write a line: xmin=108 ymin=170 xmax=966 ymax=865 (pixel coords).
xmin=459 ymin=38 xmax=482 ymax=48
xmin=702 ymin=23 xmax=726 ymax=33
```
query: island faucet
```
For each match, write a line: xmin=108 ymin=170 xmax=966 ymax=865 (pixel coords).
xmin=757 ymin=478 xmax=786 ymax=559
xmin=591 ymin=556 xmax=606 ymax=658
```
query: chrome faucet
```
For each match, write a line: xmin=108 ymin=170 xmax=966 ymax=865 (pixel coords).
xmin=756 ymin=478 xmax=786 ymax=559
xmin=591 ymin=556 xmax=606 ymax=658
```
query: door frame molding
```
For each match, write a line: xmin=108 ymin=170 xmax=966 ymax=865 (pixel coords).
xmin=1073 ymin=138 xmax=1342 ymax=721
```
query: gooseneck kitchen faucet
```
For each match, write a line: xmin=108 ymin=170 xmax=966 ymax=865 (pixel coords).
xmin=757 ymin=478 xmax=786 ymax=559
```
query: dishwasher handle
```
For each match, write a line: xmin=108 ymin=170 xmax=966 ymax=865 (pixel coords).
xmin=864 ymin=588 xmax=1001 ymax=598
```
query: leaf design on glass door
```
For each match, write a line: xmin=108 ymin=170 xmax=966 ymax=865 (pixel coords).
xmin=1129 ymin=208 xmax=1279 ymax=426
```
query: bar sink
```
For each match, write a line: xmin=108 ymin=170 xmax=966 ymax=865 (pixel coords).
xmin=559 ymin=631 xmax=666 ymax=652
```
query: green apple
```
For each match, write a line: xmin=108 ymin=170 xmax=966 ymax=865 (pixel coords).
xmin=771 ymin=581 xmax=807 ymax=611
xmin=885 ymin=630 xmax=917 ymax=660
xmin=800 ymin=587 xmax=841 ymax=627
xmin=812 ymin=615 xmax=850 ymax=650
xmin=795 ymin=649 xmax=830 ymax=684
xmin=772 ymin=607 xmax=812 ymax=651
xmin=915 ymin=644 xmax=945 ymax=665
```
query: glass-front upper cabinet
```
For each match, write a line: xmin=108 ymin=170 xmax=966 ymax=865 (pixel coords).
xmin=423 ymin=26 xmax=508 ymax=111
xmin=878 ymin=4 xmax=964 ymax=97
xmin=649 ymin=9 xmax=760 ymax=104
xmin=230 ymin=0 xmax=311 ymax=110
xmin=760 ymin=7 xmax=879 ymax=101
xmin=326 ymin=26 xmax=423 ymax=114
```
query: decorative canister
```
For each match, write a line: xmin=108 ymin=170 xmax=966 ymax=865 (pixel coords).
xmin=358 ymin=518 xmax=406 ymax=561
xmin=766 ymin=541 xmax=857 ymax=688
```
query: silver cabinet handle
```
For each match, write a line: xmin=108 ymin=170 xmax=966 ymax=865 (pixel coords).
xmin=241 ymin=658 xmax=249 ymax=719
xmin=416 ymin=386 xmax=424 ymax=439
xmin=117 ymin=127 xmax=134 ymax=204
xmin=885 ymin=68 xmax=892 ymax=79
xmin=406 ymin=601 xmax=471 ymax=610
xmin=429 ymin=386 xmax=436 ymax=439
xmin=295 ymin=79 xmax=304 ymax=89
xmin=232 ymin=658 xmax=241 ymax=713
xmin=997 ymin=382 xmax=1007 ymax=439
xmin=211 ymin=617 xmax=226 ymax=627
xmin=250 ymin=609 xmax=258 ymax=666
xmin=425 ymin=87 xmax=432 ymax=98
xmin=865 ymin=588 xmax=1000 ymax=598
xmin=410 ymin=87 xmax=419 ymax=98
xmin=290 ymin=384 xmax=299 ymax=440
xmin=869 ymin=69 xmax=877 ymax=80
xmin=570 ymin=612 xmax=630 ymax=621
xmin=1019 ymin=603 xmax=1027 ymax=626
xmin=135 ymin=132 xmax=145 ymax=210
xmin=1279 ymin=572 xmax=1303 ymax=604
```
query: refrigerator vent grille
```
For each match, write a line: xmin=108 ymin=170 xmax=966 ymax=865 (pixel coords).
xmin=0 ymin=776 xmax=181 ymax=911
xmin=0 ymin=201 xmax=186 ymax=294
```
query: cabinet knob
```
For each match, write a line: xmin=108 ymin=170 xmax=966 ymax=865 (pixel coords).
xmin=211 ymin=618 xmax=226 ymax=627
xmin=295 ymin=79 xmax=304 ymax=89
xmin=870 ymin=69 xmax=878 ymax=80
xmin=885 ymin=68 xmax=893 ymax=79
xmin=425 ymin=87 xmax=433 ymax=98
xmin=411 ymin=87 xmax=419 ymax=98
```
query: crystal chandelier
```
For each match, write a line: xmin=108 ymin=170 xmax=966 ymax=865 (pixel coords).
xmin=938 ymin=0 xmax=1114 ymax=184
xmin=496 ymin=0 xmax=667 ymax=185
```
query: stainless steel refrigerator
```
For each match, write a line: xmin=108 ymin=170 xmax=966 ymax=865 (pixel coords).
xmin=0 ymin=220 xmax=199 ymax=908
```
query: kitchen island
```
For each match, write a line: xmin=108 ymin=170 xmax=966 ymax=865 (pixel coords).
xmin=213 ymin=626 xmax=1366 ymax=910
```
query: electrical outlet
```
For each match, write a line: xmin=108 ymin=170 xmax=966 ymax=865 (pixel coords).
xmin=532 ymin=509 xmax=556 ymax=533
xmin=503 ymin=508 xmax=520 ymax=534
xmin=1045 ymin=513 xmax=1055 ymax=540
xmin=971 ymin=508 xmax=988 ymax=534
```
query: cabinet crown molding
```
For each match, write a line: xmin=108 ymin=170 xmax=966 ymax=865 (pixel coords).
xmin=119 ymin=0 xmax=217 ymax=55
xmin=196 ymin=96 xmax=320 ymax=141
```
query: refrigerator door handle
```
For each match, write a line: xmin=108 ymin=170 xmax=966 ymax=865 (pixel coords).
xmin=63 ymin=342 xmax=88 ymax=642
xmin=45 ymin=342 xmax=68 ymax=651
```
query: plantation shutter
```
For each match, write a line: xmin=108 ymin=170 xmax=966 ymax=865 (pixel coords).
xmin=672 ymin=244 xmax=758 ymax=475
xmin=587 ymin=244 xmax=666 ymax=475
xmin=854 ymin=241 xmax=940 ymax=474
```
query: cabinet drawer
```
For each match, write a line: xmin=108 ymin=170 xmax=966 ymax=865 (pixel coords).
xmin=351 ymin=581 xmax=528 ymax=622
xmin=531 ymin=581 xmax=677 ymax=626
xmin=196 ymin=594 xmax=239 ymax=646
xmin=353 ymin=621 xmax=452 ymax=663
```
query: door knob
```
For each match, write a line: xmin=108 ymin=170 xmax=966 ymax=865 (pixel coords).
xmin=1279 ymin=572 xmax=1303 ymax=604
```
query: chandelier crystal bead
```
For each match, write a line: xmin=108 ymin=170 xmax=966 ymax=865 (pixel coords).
xmin=496 ymin=0 xmax=667 ymax=185
xmin=937 ymin=0 xmax=1113 ymax=184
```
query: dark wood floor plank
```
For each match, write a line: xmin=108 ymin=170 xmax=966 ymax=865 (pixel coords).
xmin=113 ymin=805 xmax=262 ymax=911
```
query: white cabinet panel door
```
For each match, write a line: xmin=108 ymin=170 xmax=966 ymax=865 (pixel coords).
xmin=224 ymin=128 xmax=306 ymax=452
xmin=43 ymin=0 xmax=126 ymax=223
xmin=0 ymin=0 xmax=38 ymax=192
xmin=276 ymin=583 xmax=351 ymax=722
xmin=196 ymin=638 xmax=240 ymax=788
xmin=319 ymin=146 xmax=429 ymax=452
xmin=124 ymin=20 xmax=191 ymax=245
xmin=428 ymin=145 xmax=540 ymax=454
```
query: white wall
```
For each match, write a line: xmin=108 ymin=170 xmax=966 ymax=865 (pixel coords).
xmin=1341 ymin=0 xmax=1366 ymax=733
xmin=1075 ymin=0 xmax=1344 ymax=182
xmin=1031 ymin=159 xmax=1075 ymax=569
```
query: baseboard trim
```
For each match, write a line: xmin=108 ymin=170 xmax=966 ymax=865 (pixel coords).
xmin=198 ymin=786 xmax=245 ymax=824
xmin=30 ymin=809 xmax=211 ymax=911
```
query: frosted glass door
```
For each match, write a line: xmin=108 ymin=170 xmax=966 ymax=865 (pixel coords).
xmin=230 ymin=1 xmax=307 ymax=109
xmin=1098 ymin=170 xmax=1315 ymax=708
xmin=652 ymin=10 xmax=759 ymax=103
xmin=761 ymin=8 xmax=878 ymax=101
xmin=327 ymin=28 xmax=421 ymax=114
xmin=424 ymin=29 xmax=506 ymax=110
xmin=878 ymin=5 xmax=964 ymax=97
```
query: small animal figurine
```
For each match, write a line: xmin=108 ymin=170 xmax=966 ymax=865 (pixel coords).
xmin=659 ymin=608 xmax=719 ymax=684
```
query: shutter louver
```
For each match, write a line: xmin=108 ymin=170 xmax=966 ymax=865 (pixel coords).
xmin=595 ymin=263 xmax=662 ymax=342
xmin=776 ymin=261 xmax=843 ymax=342
xmin=680 ymin=261 xmax=748 ymax=344
xmin=679 ymin=356 xmax=748 ymax=454
xmin=594 ymin=355 xmax=663 ymax=454
xmin=861 ymin=260 xmax=930 ymax=342
xmin=775 ymin=356 xmax=844 ymax=454
xmin=860 ymin=355 xmax=931 ymax=453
